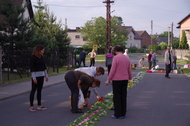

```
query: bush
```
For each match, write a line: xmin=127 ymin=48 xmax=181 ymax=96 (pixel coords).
xmin=148 ymin=45 xmax=161 ymax=51
xmin=128 ymin=47 xmax=144 ymax=53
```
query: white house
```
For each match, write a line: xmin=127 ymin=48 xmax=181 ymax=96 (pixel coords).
xmin=68 ymin=26 xmax=143 ymax=49
xmin=123 ymin=26 xmax=141 ymax=49
xmin=67 ymin=27 xmax=88 ymax=47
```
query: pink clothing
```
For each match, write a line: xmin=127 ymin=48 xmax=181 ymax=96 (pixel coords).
xmin=106 ymin=53 xmax=113 ymax=58
xmin=108 ymin=54 xmax=132 ymax=81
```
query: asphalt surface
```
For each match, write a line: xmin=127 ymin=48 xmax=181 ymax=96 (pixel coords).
xmin=0 ymin=53 xmax=190 ymax=126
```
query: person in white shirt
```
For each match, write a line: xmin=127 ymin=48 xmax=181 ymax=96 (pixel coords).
xmin=74 ymin=66 xmax=105 ymax=99
xmin=138 ymin=58 xmax=145 ymax=68
xmin=123 ymin=49 xmax=129 ymax=57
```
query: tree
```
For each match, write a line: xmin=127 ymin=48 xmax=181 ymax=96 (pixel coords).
xmin=112 ymin=16 xmax=123 ymax=26
xmin=179 ymin=31 xmax=189 ymax=49
xmin=159 ymin=42 xmax=167 ymax=50
xmin=80 ymin=16 xmax=128 ymax=52
xmin=172 ymin=38 xmax=179 ymax=49
xmin=159 ymin=31 xmax=173 ymax=38
xmin=148 ymin=45 xmax=160 ymax=51
xmin=151 ymin=36 xmax=158 ymax=42
xmin=0 ymin=0 xmax=32 ymax=50
xmin=31 ymin=0 xmax=70 ymax=66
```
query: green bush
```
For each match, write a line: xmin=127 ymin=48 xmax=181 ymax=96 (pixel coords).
xmin=128 ymin=47 xmax=144 ymax=53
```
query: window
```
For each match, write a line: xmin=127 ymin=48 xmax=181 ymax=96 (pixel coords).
xmin=130 ymin=35 xmax=132 ymax=40
xmin=75 ymin=35 xmax=80 ymax=38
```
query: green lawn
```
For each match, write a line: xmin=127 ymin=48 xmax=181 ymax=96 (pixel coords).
xmin=2 ymin=54 xmax=190 ymax=84
xmin=2 ymin=55 xmax=106 ymax=84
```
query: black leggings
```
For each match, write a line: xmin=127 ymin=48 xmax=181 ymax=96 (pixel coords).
xmin=29 ymin=76 xmax=44 ymax=106
xmin=90 ymin=58 xmax=95 ymax=67
xmin=112 ymin=80 xmax=128 ymax=117
xmin=64 ymin=71 xmax=79 ymax=112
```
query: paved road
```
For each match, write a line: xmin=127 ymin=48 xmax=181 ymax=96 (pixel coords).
xmin=0 ymin=53 xmax=189 ymax=126
xmin=97 ymin=73 xmax=190 ymax=126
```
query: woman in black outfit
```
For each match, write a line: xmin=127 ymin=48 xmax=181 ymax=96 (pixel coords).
xmin=29 ymin=45 xmax=48 ymax=112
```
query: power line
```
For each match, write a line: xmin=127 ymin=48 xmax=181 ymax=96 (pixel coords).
xmin=31 ymin=2 xmax=104 ymax=8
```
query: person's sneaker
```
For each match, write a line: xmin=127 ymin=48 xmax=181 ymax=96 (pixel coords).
xmin=37 ymin=106 xmax=47 ymax=110
xmin=111 ymin=115 xmax=125 ymax=119
xmin=165 ymin=75 xmax=171 ymax=79
xmin=29 ymin=107 xmax=36 ymax=112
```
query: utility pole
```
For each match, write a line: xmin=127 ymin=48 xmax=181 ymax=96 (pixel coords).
xmin=103 ymin=0 xmax=114 ymax=53
xmin=65 ymin=18 xmax=67 ymax=30
xmin=168 ymin=27 xmax=171 ymax=46
xmin=151 ymin=20 xmax=153 ymax=45
xmin=171 ymin=22 xmax=173 ymax=47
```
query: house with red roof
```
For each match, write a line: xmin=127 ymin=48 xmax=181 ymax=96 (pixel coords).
xmin=136 ymin=30 xmax=157 ymax=49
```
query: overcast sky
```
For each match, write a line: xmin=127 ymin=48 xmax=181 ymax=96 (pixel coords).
xmin=31 ymin=0 xmax=190 ymax=37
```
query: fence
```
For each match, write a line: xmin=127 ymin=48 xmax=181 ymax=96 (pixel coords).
xmin=2 ymin=50 xmax=62 ymax=81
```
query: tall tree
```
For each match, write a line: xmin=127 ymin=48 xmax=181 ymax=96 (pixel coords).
xmin=159 ymin=31 xmax=173 ymax=37
xmin=80 ymin=16 xmax=128 ymax=52
xmin=0 ymin=0 xmax=32 ymax=50
xmin=179 ymin=31 xmax=189 ymax=49
xmin=172 ymin=38 xmax=179 ymax=49
xmin=159 ymin=42 xmax=167 ymax=50
xmin=31 ymin=0 xmax=70 ymax=65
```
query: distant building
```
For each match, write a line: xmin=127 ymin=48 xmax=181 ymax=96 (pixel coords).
xmin=0 ymin=0 xmax=34 ymax=20
xmin=67 ymin=27 xmax=88 ymax=48
xmin=124 ymin=26 xmax=141 ymax=49
xmin=177 ymin=13 xmax=190 ymax=46
xmin=136 ymin=30 xmax=157 ymax=48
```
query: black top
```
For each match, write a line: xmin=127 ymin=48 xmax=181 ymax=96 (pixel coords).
xmin=73 ymin=71 xmax=93 ymax=98
xmin=79 ymin=51 xmax=86 ymax=60
xmin=30 ymin=55 xmax=47 ymax=72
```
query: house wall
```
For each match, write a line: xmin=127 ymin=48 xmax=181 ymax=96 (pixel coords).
xmin=141 ymin=32 xmax=151 ymax=48
xmin=67 ymin=31 xmax=88 ymax=47
xmin=159 ymin=49 xmax=189 ymax=60
xmin=185 ymin=30 xmax=190 ymax=46
xmin=22 ymin=0 xmax=30 ymax=19
xmin=180 ymin=16 xmax=190 ymax=46
xmin=173 ymin=49 xmax=189 ymax=60
xmin=125 ymin=31 xmax=141 ymax=48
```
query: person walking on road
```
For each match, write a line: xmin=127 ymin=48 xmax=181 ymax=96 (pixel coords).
xmin=105 ymin=46 xmax=114 ymax=75
xmin=88 ymin=49 xmax=96 ymax=67
xmin=105 ymin=45 xmax=132 ymax=119
xmin=148 ymin=51 xmax=152 ymax=70
xmin=79 ymin=50 xmax=86 ymax=67
xmin=151 ymin=52 xmax=158 ymax=70
xmin=29 ymin=45 xmax=48 ymax=112
xmin=172 ymin=54 xmax=177 ymax=70
xmin=65 ymin=70 xmax=100 ymax=114
xmin=164 ymin=46 xmax=173 ymax=78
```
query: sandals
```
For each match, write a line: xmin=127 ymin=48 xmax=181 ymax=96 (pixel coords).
xmin=29 ymin=107 xmax=36 ymax=112
xmin=29 ymin=106 xmax=47 ymax=112
xmin=37 ymin=106 xmax=47 ymax=110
